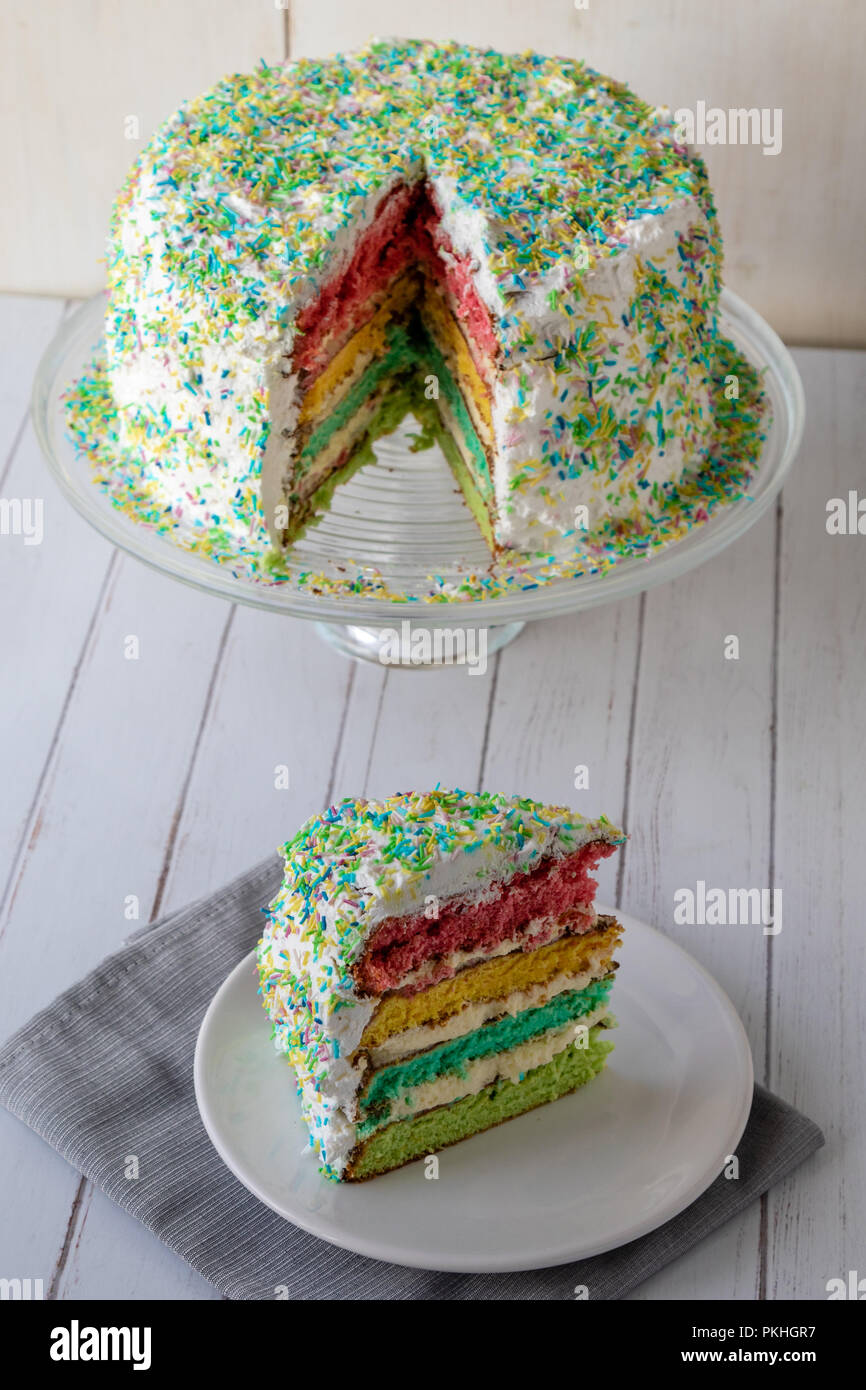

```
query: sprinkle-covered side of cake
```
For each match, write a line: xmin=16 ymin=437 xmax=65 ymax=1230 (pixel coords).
xmin=92 ymin=37 xmax=724 ymax=561
xmin=256 ymin=790 xmax=625 ymax=1181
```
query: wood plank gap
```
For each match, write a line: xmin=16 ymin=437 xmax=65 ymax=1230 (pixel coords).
xmin=323 ymin=658 xmax=356 ymax=808
xmin=476 ymin=647 xmax=502 ymax=789
xmin=359 ymin=669 xmax=388 ymax=797
xmin=615 ymin=591 xmax=646 ymax=909
xmin=0 ymin=296 xmax=69 ymax=487
xmin=149 ymin=605 xmax=236 ymax=922
xmin=0 ymin=413 xmax=29 ymax=492
xmin=758 ymin=488 xmax=784 ymax=1300
xmin=47 ymin=1173 xmax=88 ymax=1300
xmin=765 ymin=491 xmax=783 ymax=1091
xmin=0 ymin=551 xmax=119 ymax=935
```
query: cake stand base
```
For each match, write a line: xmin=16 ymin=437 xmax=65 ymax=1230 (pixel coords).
xmin=315 ymin=620 xmax=525 ymax=669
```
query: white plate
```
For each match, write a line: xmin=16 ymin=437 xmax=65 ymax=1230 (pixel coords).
xmin=194 ymin=908 xmax=753 ymax=1273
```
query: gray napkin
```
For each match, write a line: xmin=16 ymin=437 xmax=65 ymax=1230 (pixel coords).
xmin=0 ymin=856 xmax=823 ymax=1300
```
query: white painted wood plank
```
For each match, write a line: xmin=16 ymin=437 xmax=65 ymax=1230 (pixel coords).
xmin=55 ymin=612 xmax=356 ymax=1298
xmin=618 ymin=502 xmax=777 ymax=1299
xmin=155 ymin=610 xmax=355 ymax=913
xmin=0 ymin=558 xmax=231 ymax=1297
xmin=0 ymin=562 xmax=231 ymax=1033
xmin=482 ymin=602 xmax=641 ymax=907
xmin=360 ymin=660 xmax=496 ymax=797
xmin=0 ymin=1114 xmax=87 ymax=1298
xmin=0 ymin=422 xmax=114 ymax=888
xmin=0 ymin=0 xmax=285 ymax=296
xmin=327 ymin=659 xmax=387 ymax=792
xmin=290 ymin=0 xmax=865 ymax=348
xmin=55 ymin=1184 xmax=219 ymax=1302
xmin=619 ymin=513 xmax=777 ymax=1045
xmin=0 ymin=297 xmax=103 ymax=881
xmin=327 ymin=651 xmax=498 ymax=804
xmin=0 ymin=295 xmax=116 ymax=1289
xmin=769 ymin=348 xmax=866 ymax=1298
xmin=0 ymin=295 xmax=65 ymax=464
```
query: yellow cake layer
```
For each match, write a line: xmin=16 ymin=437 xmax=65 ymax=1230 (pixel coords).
xmin=422 ymin=282 xmax=493 ymax=437
xmin=297 ymin=275 xmax=417 ymax=425
xmin=358 ymin=922 xmax=622 ymax=1052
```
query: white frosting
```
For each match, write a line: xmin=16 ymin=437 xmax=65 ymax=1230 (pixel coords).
xmin=491 ymin=197 xmax=715 ymax=553
xmin=353 ymin=821 xmax=567 ymax=932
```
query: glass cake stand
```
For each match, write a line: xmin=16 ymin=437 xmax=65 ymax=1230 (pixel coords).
xmin=32 ymin=289 xmax=804 ymax=668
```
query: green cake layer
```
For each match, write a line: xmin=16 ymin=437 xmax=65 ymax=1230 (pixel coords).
xmin=348 ymin=1022 xmax=614 ymax=1181
xmin=357 ymin=977 xmax=614 ymax=1136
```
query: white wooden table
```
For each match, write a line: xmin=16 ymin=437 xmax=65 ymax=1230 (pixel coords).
xmin=1 ymin=294 xmax=863 ymax=1300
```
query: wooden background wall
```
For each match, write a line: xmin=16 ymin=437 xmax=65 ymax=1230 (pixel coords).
xmin=1 ymin=0 xmax=863 ymax=346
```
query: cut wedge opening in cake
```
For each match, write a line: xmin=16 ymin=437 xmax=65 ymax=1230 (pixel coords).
xmin=273 ymin=180 xmax=500 ymax=550
xmin=256 ymin=791 xmax=627 ymax=1181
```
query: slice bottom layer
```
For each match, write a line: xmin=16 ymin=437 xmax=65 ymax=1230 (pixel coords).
xmin=345 ymin=1022 xmax=614 ymax=1181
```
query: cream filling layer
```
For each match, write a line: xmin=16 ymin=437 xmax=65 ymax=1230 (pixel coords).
xmin=396 ymin=909 xmax=594 ymax=994
xmin=359 ymin=1003 xmax=612 ymax=1133
xmin=367 ymin=951 xmax=615 ymax=1066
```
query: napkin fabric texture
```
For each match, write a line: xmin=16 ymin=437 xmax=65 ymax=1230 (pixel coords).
xmin=0 ymin=856 xmax=824 ymax=1300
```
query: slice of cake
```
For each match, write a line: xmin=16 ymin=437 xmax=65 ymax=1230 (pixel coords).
xmin=94 ymin=38 xmax=724 ymax=562
xmin=256 ymin=790 xmax=625 ymax=1180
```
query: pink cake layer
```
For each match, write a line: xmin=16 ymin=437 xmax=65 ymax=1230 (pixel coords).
xmin=354 ymin=840 xmax=617 ymax=996
xmin=294 ymin=181 xmax=499 ymax=381
xmin=417 ymin=191 xmax=499 ymax=366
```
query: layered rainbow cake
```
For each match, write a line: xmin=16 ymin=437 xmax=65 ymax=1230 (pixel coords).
xmin=256 ymin=790 xmax=625 ymax=1181
xmin=94 ymin=38 xmax=725 ymax=560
